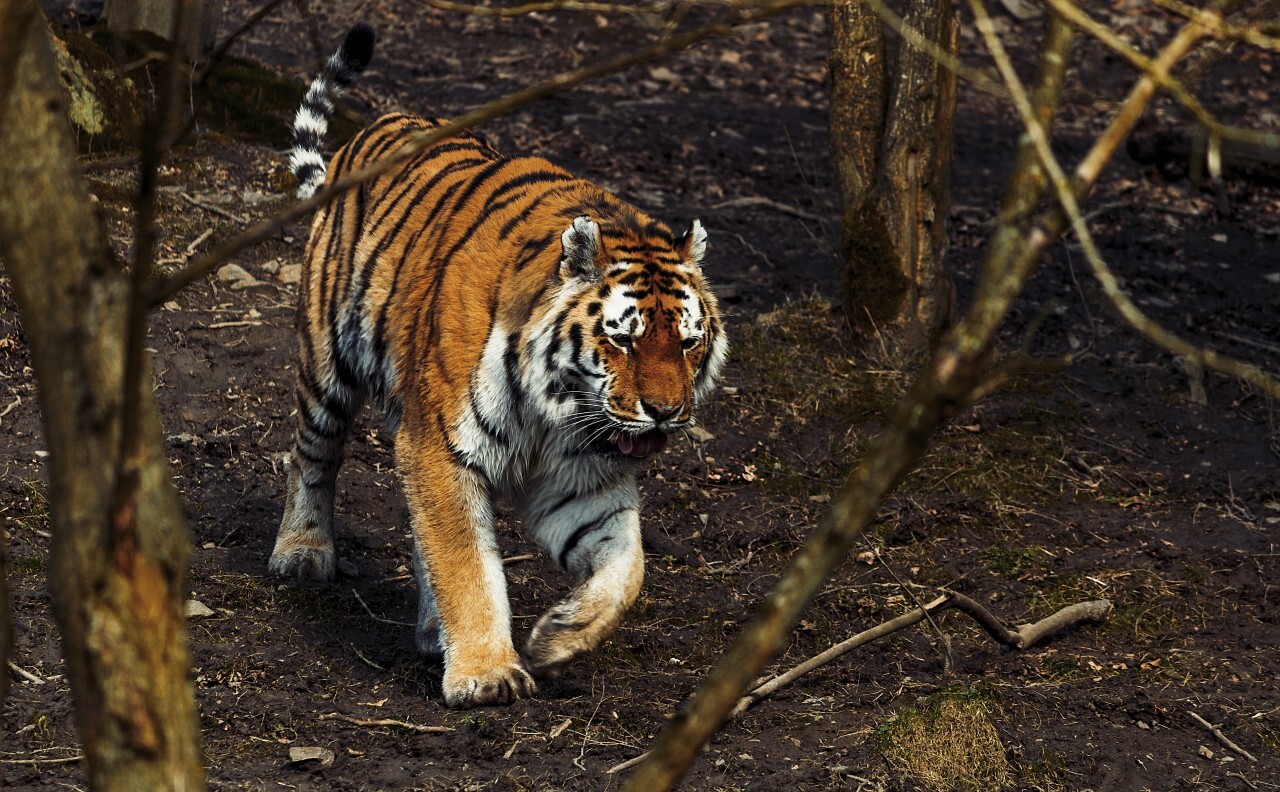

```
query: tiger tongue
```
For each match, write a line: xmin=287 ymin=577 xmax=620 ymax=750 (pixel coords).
xmin=615 ymin=429 xmax=668 ymax=458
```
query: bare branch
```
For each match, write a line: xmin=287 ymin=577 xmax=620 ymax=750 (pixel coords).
xmin=147 ymin=0 xmax=813 ymax=305
xmin=1046 ymin=0 xmax=1279 ymax=151
xmin=972 ymin=0 xmax=1280 ymax=400
xmin=319 ymin=712 xmax=454 ymax=734
xmin=610 ymin=593 xmax=1109 ymax=774
xmin=420 ymin=0 xmax=669 ymax=15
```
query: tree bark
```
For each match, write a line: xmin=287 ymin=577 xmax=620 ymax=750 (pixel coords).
xmin=0 ymin=3 xmax=205 ymax=789
xmin=104 ymin=0 xmax=223 ymax=62
xmin=830 ymin=0 xmax=958 ymax=354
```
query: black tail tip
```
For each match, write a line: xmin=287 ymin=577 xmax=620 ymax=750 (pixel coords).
xmin=342 ymin=23 xmax=376 ymax=72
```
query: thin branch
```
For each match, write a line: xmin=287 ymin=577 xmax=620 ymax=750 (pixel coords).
xmin=610 ymin=593 xmax=1108 ymax=774
xmin=319 ymin=712 xmax=454 ymax=734
xmin=730 ymin=594 xmax=950 ymax=717
xmin=1045 ymin=0 xmax=1279 ymax=151
xmin=710 ymin=196 xmax=825 ymax=222
xmin=147 ymin=0 xmax=814 ymax=305
xmin=975 ymin=0 xmax=1280 ymax=399
xmin=1150 ymin=0 xmax=1280 ymax=53
xmin=420 ymin=0 xmax=670 ymax=15
xmin=8 ymin=660 xmax=47 ymax=685
xmin=352 ymin=589 xmax=414 ymax=627
xmin=1190 ymin=711 xmax=1258 ymax=762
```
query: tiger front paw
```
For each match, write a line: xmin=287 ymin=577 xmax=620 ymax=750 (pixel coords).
xmin=442 ymin=656 xmax=537 ymax=708
xmin=522 ymin=604 xmax=596 ymax=681
xmin=268 ymin=531 xmax=336 ymax=582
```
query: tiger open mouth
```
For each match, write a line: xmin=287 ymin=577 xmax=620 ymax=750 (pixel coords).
xmin=610 ymin=428 xmax=668 ymax=458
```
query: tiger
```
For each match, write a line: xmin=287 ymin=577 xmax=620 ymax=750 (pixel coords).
xmin=269 ymin=24 xmax=728 ymax=708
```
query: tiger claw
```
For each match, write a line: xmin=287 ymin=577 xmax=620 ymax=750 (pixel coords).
xmin=442 ymin=662 xmax=537 ymax=708
xmin=268 ymin=542 xmax=336 ymax=582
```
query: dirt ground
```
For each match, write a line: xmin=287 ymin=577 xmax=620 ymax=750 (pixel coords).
xmin=3 ymin=0 xmax=1280 ymax=789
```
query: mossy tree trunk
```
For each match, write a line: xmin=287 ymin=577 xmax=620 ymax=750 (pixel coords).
xmin=104 ymin=0 xmax=223 ymax=62
xmin=0 ymin=2 xmax=205 ymax=789
xmin=830 ymin=0 xmax=958 ymax=355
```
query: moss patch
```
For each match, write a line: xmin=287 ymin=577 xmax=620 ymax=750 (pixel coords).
xmin=877 ymin=688 xmax=1011 ymax=791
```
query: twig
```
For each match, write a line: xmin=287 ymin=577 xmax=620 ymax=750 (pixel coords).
xmin=710 ymin=196 xmax=824 ymax=222
xmin=179 ymin=192 xmax=248 ymax=224
xmin=421 ymin=0 xmax=667 ymax=15
xmin=1227 ymin=771 xmax=1259 ymax=790
xmin=8 ymin=660 xmax=46 ymax=685
xmin=977 ymin=0 xmax=1280 ymax=400
xmin=503 ymin=553 xmax=537 ymax=565
xmin=350 ymin=645 xmax=385 ymax=671
xmin=608 ymin=750 xmax=652 ymax=775
xmin=1190 ymin=711 xmax=1257 ymax=762
xmin=319 ymin=712 xmax=453 ymax=734
xmin=352 ymin=589 xmax=414 ymax=627
xmin=0 ymin=754 xmax=83 ymax=765
xmin=204 ymin=320 xmax=264 ymax=329
xmin=730 ymin=595 xmax=950 ymax=717
xmin=0 ymin=394 xmax=20 ymax=421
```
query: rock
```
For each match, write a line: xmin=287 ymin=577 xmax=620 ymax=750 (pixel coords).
xmin=685 ymin=425 xmax=715 ymax=443
xmin=185 ymin=600 xmax=215 ymax=618
xmin=287 ymin=746 xmax=335 ymax=768
xmin=277 ymin=263 xmax=303 ymax=284
xmin=215 ymin=264 xmax=262 ymax=289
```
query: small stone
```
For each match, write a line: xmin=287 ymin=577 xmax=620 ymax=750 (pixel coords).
xmin=1197 ymin=745 xmax=1214 ymax=760
xmin=277 ymin=263 xmax=303 ymax=284
xmin=686 ymin=425 xmax=715 ymax=443
xmin=288 ymin=746 xmax=335 ymax=767
xmin=185 ymin=600 xmax=215 ymax=618
xmin=215 ymin=263 xmax=262 ymax=289
xmin=648 ymin=66 xmax=679 ymax=83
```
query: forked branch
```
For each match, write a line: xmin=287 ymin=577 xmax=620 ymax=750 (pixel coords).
xmin=608 ymin=592 xmax=1111 ymax=775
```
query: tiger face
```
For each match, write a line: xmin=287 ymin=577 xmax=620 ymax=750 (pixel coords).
xmin=551 ymin=216 xmax=725 ymax=460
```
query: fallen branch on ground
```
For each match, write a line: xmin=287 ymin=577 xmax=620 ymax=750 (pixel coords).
xmin=1190 ymin=711 xmax=1257 ymax=762
xmin=319 ymin=712 xmax=453 ymax=734
xmin=607 ymin=592 xmax=1111 ymax=774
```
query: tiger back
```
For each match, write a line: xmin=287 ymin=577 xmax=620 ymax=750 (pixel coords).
xmin=270 ymin=24 xmax=727 ymax=708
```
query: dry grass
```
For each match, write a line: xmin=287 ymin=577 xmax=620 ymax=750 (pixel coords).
xmin=878 ymin=690 xmax=1011 ymax=792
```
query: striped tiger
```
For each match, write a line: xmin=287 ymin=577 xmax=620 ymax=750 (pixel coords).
xmin=269 ymin=24 xmax=728 ymax=708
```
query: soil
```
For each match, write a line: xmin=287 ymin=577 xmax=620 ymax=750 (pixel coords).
xmin=3 ymin=1 xmax=1280 ymax=789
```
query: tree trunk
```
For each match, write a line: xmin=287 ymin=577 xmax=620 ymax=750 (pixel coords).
xmin=104 ymin=0 xmax=223 ymax=62
xmin=0 ymin=2 xmax=205 ymax=789
xmin=830 ymin=0 xmax=958 ymax=355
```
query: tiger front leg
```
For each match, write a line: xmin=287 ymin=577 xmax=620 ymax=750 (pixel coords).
xmin=399 ymin=436 xmax=535 ymax=708
xmin=523 ymin=484 xmax=644 ymax=680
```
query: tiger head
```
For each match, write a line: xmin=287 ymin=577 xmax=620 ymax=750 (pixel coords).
xmin=552 ymin=215 xmax=727 ymax=459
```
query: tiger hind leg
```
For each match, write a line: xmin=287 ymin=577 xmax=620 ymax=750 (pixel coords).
xmin=270 ymin=371 xmax=364 ymax=581
xmin=522 ymin=485 xmax=644 ymax=679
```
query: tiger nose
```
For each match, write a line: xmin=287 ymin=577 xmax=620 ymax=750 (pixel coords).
xmin=640 ymin=400 xmax=682 ymax=422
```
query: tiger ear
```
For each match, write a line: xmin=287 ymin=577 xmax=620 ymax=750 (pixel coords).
xmin=678 ymin=219 xmax=707 ymax=267
xmin=560 ymin=216 xmax=604 ymax=282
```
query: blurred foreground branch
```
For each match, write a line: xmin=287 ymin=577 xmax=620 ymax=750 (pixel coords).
xmin=622 ymin=8 xmax=1214 ymax=790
